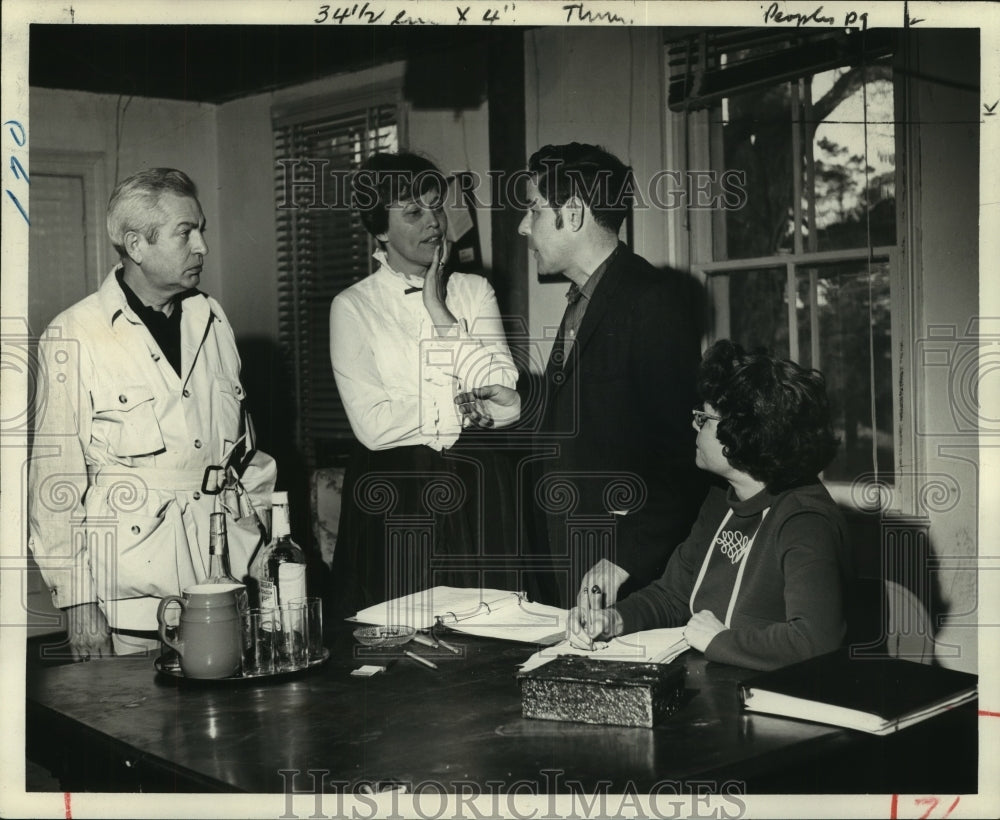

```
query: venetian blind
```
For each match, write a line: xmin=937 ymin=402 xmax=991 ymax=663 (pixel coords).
xmin=273 ymin=101 xmax=398 ymax=465
xmin=666 ymin=27 xmax=894 ymax=112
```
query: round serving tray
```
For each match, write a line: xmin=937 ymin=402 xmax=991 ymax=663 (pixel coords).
xmin=155 ymin=648 xmax=330 ymax=684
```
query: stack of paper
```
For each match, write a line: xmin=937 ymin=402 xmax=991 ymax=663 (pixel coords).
xmin=350 ymin=587 xmax=566 ymax=644
xmin=519 ymin=627 xmax=689 ymax=673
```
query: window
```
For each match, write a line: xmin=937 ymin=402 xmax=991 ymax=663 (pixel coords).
xmin=273 ymin=96 xmax=399 ymax=466
xmin=668 ymin=29 xmax=900 ymax=487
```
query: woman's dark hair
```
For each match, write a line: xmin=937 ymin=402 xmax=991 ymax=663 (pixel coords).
xmin=351 ymin=152 xmax=447 ymax=238
xmin=698 ymin=339 xmax=840 ymax=490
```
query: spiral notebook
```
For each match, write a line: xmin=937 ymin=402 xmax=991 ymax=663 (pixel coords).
xmin=350 ymin=586 xmax=566 ymax=643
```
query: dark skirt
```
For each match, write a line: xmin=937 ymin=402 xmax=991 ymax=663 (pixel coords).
xmin=330 ymin=434 xmax=521 ymax=619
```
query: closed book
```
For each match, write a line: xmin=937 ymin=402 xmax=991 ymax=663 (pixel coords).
xmin=738 ymin=649 xmax=977 ymax=736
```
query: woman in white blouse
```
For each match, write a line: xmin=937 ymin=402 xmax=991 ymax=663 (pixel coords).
xmin=329 ymin=152 xmax=521 ymax=615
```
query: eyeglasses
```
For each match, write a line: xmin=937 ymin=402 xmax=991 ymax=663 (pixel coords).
xmin=692 ymin=409 xmax=722 ymax=429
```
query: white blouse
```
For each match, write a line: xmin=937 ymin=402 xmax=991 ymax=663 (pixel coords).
xmin=330 ymin=251 xmax=519 ymax=451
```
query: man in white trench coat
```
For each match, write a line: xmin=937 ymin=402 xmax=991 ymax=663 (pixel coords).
xmin=28 ymin=168 xmax=276 ymax=659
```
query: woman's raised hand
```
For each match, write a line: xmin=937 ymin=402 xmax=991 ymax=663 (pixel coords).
xmin=423 ymin=238 xmax=458 ymax=333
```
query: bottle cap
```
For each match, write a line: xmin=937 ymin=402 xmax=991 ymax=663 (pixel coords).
xmin=271 ymin=490 xmax=289 ymax=505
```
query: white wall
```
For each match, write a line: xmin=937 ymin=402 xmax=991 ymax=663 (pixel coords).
xmin=408 ymin=104 xmax=493 ymax=272
xmin=29 ymin=87 xmax=220 ymax=293
xmin=522 ymin=27 xmax=667 ymax=372
xmin=907 ymin=30 xmax=981 ymax=672
xmin=214 ymin=91 xmax=281 ymax=342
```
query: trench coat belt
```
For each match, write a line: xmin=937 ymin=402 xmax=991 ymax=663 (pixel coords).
xmin=90 ymin=466 xmax=208 ymax=491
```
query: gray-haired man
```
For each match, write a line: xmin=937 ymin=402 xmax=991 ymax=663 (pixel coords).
xmin=29 ymin=168 xmax=275 ymax=659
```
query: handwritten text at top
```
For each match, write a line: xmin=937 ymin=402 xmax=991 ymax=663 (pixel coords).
xmin=763 ymin=3 xmax=869 ymax=30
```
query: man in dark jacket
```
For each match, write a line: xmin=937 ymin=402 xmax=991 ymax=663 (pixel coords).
xmin=457 ymin=143 xmax=708 ymax=609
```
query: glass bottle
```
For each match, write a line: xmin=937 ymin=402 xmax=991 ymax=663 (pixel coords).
xmin=248 ymin=491 xmax=307 ymax=610
xmin=206 ymin=511 xmax=248 ymax=611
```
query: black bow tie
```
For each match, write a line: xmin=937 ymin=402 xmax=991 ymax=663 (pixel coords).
xmin=566 ymin=284 xmax=583 ymax=305
xmin=404 ymin=286 xmax=423 ymax=294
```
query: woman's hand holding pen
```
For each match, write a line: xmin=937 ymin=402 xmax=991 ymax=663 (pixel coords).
xmin=566 ymin=592 xmax=624 ymax=650
xmin=423 ymin=238 xmax=458 ymax=334
xmin=567 ymin=567 xmax=627 ymax=649
xmin=566 ymin=606 xmax=622 ymax=649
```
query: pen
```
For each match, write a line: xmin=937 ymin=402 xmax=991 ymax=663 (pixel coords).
xmin=435 ymin=637 xmax=460 ymax=655
xmin=589 ymin=584 xmax=604 ymax=612
xmin=404 ymin=650 xmax=439 ymax=670
xmin=412 ymin=633 xmax=438 ymax=649
xmin=579 ymin=584 xmax=604 ymax=651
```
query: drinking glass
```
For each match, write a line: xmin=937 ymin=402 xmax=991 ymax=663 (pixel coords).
xmin=290 ymin=596 xmax=324 ymax=663
xmin=275 ymin=602 xmax=309 ymax=672
xmin=241 ymin=607 xmax=276 ymax=676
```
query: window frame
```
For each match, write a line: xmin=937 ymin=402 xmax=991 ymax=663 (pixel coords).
xmin=663 ymin=31 xmax=915 ymax=512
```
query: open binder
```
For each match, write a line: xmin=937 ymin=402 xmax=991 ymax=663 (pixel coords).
xmin=350 ymin=587 xmax=566 ymax=643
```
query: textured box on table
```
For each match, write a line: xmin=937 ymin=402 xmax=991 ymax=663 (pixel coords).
xmin=518 ymin=656 xmax=687 ymax=728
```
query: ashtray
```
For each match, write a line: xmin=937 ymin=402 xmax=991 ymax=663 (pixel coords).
xmin=353 ymin=625 xmax=416 ymax=647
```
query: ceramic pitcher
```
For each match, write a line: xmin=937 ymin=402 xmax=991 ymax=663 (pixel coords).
xmin=156 ymin=583 xmax=244 ymax=679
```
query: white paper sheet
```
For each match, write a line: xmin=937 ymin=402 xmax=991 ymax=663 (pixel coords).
xmin=445 ymin=599 xmax=566 ymax=643
xmin=518 ymin=627 xmax=690 ymax=673
xmin=350 ymin=587 xmax=564 ymax=642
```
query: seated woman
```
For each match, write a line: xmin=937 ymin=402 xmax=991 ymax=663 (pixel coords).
xmin=329 ymin=151 xmax=521 ymax=617
xmin=569 ymin=339 xmax=851 ymax=671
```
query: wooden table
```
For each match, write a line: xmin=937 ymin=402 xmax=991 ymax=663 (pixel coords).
xmin=25 ymin=627 xmax=977 ymax=795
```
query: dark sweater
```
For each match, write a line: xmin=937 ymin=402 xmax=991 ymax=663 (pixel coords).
xmin=614 ymin=481 xmax=852 ymax=671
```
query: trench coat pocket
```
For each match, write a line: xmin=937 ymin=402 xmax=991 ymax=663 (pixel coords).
xmin=213 ymin=377 xmax=248 ymax=453
xmin=92 ymin=384 xmax=165 ymax=457
xmin=107 ymin=510 xmax=178 ymax=599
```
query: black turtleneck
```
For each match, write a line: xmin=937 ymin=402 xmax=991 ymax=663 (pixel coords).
xmin=117 ymin=269 xmax=196 ymax=377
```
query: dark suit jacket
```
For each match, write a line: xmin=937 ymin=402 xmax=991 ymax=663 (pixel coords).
xmin=532 ymin=245 xmax=709 ymax=604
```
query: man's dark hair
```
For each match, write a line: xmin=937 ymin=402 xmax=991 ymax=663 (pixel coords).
xmin=352 ymin=152 xmax=447 ymax=238
xmin=527 ymin=142 xmax=632 ymax=233
xmin=697 ymin=339 xmax=840 ymax=490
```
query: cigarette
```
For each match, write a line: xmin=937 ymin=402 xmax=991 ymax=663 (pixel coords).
xmin=436 ymin=637 xmax=460 ymax=654
xmin=404 ymin=650 xmax=438 ymax=670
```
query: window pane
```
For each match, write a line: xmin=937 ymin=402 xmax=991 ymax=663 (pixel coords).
xmin=711 ymin=267 xmax=790 ymax=358
xmin=714 ymin=58 xmax=895 ymax=259
xmin=796 ymin=261 xmax=894 ymax=481
xmin=717 ymin=83 xmax=795 ymax=259
xmin=808 ymin=63 xmax=895 ymax=251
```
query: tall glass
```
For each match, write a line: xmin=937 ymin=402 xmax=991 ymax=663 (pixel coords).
xmin=275 ymin=601 xmax=309 ymax=672
xmin=290 ymin=596 xmax=324 ymax=662
xmin=241 ymin=607 xmax=276 ymax=676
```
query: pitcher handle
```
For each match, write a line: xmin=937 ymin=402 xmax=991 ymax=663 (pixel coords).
xmin=157 ymin=595 xmax=185 ymax=654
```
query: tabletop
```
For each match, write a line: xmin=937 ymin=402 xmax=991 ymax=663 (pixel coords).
xmin=25 ymin=627 xmax=977 ymax=795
